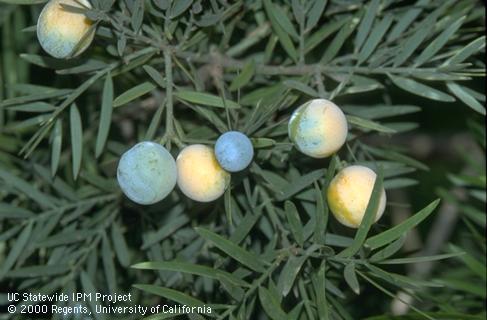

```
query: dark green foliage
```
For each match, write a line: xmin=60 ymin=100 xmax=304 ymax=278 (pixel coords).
xmin=0 ymin=0 xmax=485 ymax=319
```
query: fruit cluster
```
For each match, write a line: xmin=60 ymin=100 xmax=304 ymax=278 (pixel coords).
xmin=36 ymin=1 xmax=386 ymax=229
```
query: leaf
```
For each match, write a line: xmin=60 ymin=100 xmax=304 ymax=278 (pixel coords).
xmin=258 ymin=286 xmax=289 ymax=320
xmin=337 ymin=169 xmax=384 ymax=258
xmin=447 ymin=35 xmax=485 ymax=65
xmin=344 ymin=263 xmax=360 ymax=294
xmin=305 ymin=19 xmax=345 ymax=54
xmin=113 ymin=82 xmax=156 ymax=108
xmin=312 ymin=262 xmax=329 ymax=320
xmin=70 ymin=104 xmax=83 ymax=180
xmin=305 ymin=0 xmax=326 ymax=31
xmin=195 ymin=227 xmax=266 ymax=273
xmin=386 ymin=0 xmax=427 ymax=42
xmin=342 ymin=105 xmax=421 ymax=120
xmin=230 ymin=60 xmax=255 ymax=91
xmin=369 ymin=235 xmax=406 ymax=262
xmin=95 ymin=73 xmax=113 ymax=158
xmin=0 ymin=0 xmax=46 ymax=3
xmin=365 ymin=199 xmax=441 ymax=250
xmin=110 ymin=222 xmax=131 ymax=267
xmin=393 ymin=11 xmax=438 ymax=67
xmin=133 ymin=284 xmax=207 ymax=307
xmin=277 ymin=169 xmax=324 ymax=201
xmin=50 ymin=119 xmax=62 ymax=176
xmin=446 ymin=82 xmax=486 ymax=115
xmin=278 ymin=255 xmax=307 ymax=297
xmin=378 ymin=252 xmax=465 ymax=264
xmin=0 ymin=222 xmax=32 ymax=279
xmin=347 ymin=115 xmax=396 ymax=134
xmin=142 ymin=213 xmax=189 ymax=249
xmin=0 ymin=168 xmax=56 ymax=208
xmin=5 ymin=264 xmax=69 ymax=278
xmin=321 ymin=16 xmax=358 ymax=63
xmin=102 ymin=233 xmax=117 ymax=294
xmin=80 ymin=271 xmax=103 ymax=320
xmin=449 ymin=244 xmax=486 ymax=280
xmin=415 ymin=16 xmax=465 ymax=66
xmin=284 ymin=201 xmax=304 ymax=246
xmin=131 ymin=0 xmax=144 ymax=32
xmin=170 ymin=0 xmax=193 ymax=18
xmin=174 ymin=90 xmax=240 ymax=108
xmin=263 ymin=0 xmax=298 ymax=62
xmin=273 ymin=3 xmax=299 ymax=39
xmin=388 ymin=74 xmax=455 ymax=102
xmin=143 ymin=65 xmax=165 ymax=88
xmin=358 ymin=14 xmax=393 ymax=63
xmin=355 ymin=0 xmax=381 ymax=51
xmin=283 ymin=80 xmax=318 ymax=97
xmin=132 ymin=261 xmax=249 ymax=287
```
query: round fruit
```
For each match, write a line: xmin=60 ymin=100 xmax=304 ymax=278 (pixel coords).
xmin=215 ymin=131 xmax=254 ymax=172
xmin=288 ymin=99 xmax=348 ymax=158
xmin=326 ymin=165 xmax=386 ymax=228
xmin=117 ymin=141 xmax=177 ymax=205
xmin=37 ymin=0 xmax=95 ymax=59
xmin=176 ymin=144 xmax=230 ymax=202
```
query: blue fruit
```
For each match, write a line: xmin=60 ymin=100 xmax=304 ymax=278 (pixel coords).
xmin=117 ymin=141 xmax=177 ymax=205
xmin=215 ymin=131 xmax=254 ymax=172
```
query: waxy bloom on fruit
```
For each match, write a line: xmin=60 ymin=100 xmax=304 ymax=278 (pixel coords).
xmin=327 ymin=165 xmax=386 ymax=228
xmin=288 ymin=99 xmax=348 ymax=158
xmin=176 ymin=144 xmax=230 ymax=202
xmin=215 ymin=131 xmax=254 ymax=172
xmin=117 ymin=142 xmax=177 ymax=205
xmin=37 ymin=0 xmax=95 ymax=59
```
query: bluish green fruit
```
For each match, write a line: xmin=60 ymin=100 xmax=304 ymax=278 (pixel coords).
xmin=215 ymin=131 xmax=254 ymax=172
xmin=117 ymin=142 xmax=177 ymax=205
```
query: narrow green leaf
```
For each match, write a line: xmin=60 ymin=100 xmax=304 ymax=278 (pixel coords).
xmin=284 ymin=201 xmax=304 ymax=246
xmin=273 ymin=3 xmax=299 ymax=39
xmin=393 ymin=11 xmax=438 ymax=66
xmin=449 ymin=244 xmax=486 ymax=280
xmin=389 ymin=74 xmax=455 ymax=102
xmin=133 ymin=284 xmax=207 ymax=308
xmin=101 ymin=233 xmax=117 ymax=294
xmin=0 ymin=168 xmax=56 ymax=208
xmin=50 ymin=118 xmax=62 ymax=176
xmin=337 ymin=169 xmax=384 ymax=258
xmin=305 ymin=0 xmax=326 ymax=31
xmin=322 ymin=16 xmax=358 ymax=63
xmin=95 ymin=73 xmax=113 ymax=158
xmin=132 ymin=261 xmax=249 ymax=287
xmin=446 ymin=82 xmax=486 ymax=115
xmin=365 ymin=199 xmax=441 ymax=250
xmin=355 ymin=0 xmax=381 ymax=51
xmin=344 ymin=263 xmax=360 ymax=294
xmin=277 ymin=255 xmax=307 ymax=297
xmin=358 ymin=14 xmax=393 ymax=63
xmin=312 ymin=262 xmax=329 ymax=320
xmin=277 ymin=169 xmax=324 ymax=201
xmin=305 ymin=19 xmax=345 ymax=54
xmin=174 ymin=90 xmax=240 ymax=108
xmin=0 ymin=222 xmax=32 ymax=279
xmin=447 ymin=35 xmax=485 ymax=65
xmin=378 ymin=252 xmax=465 ymax=264
xmin=283 ymin=80 xmax=318 ymax=97
xmin=110 ymin=222 xmax=131 ymax=267
xmin=229 ymin=60 xmax=255 ymax=91
xmin=143 ymin=65 xmax=165 ymax=88
xmin=263 ymin=0 xmax=298 ymax=62
xmin=70 ymin=104 xmax=83 ymax=179
xmin=415 ymin=16 xmax=465 ymax=66
xmin=170 ymin=0 xmax=192 ymax=18
xmin=195 ymin=227 xmax=266 ymax=273
xmin=347 ymin=115 xmax=396 ymax=134
xmin=5 ymin=264 xmax=69 ymax=278
xmin=80 ymin=271 xmax=103 ymax=320
xmin=369 ymin=235 xmax=406 ymax=262
xmin=387 ymin=0 xmax=427 ymax=42
xmin=258 ymin=286 xmax=289 ymax=320
xmin=113 ymin=82 xmax=156 ymax=108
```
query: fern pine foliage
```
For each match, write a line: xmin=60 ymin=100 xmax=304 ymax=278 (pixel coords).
xmin=0 ymin=0 xmax=485 ymax=319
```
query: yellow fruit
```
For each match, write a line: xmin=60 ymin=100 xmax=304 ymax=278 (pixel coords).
xmin=327 ymin=165 xmax=386 ymax=228
xmin=288 ymin=99 xmax=348 ymax=158
xmin=176 ymin=144 xmax=230 ymax=202
xmin=37 ymin=0 xmax=95 ymax=59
